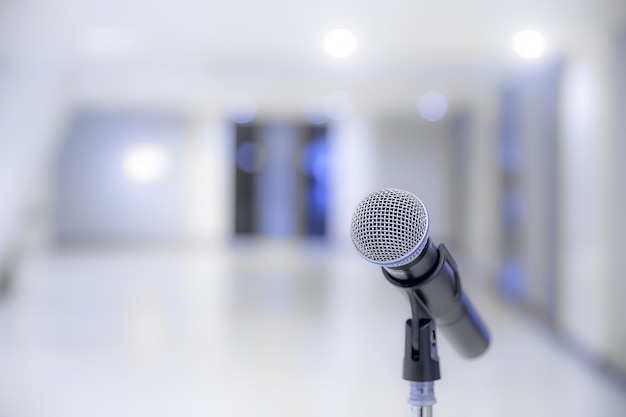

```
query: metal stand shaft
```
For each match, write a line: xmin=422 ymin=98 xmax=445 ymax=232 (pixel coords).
xmin=409 ymin=381 xmax=436 ymax=417
xmin=411 ymin=406 xmax=432 ymax=417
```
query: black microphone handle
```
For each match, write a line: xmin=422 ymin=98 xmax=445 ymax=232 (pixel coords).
xmin=436 ymin=291 xmax=491 ymax=358
xmin=383 ymin=242 xmax=491 ymax=358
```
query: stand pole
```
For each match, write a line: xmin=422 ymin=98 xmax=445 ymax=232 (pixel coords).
xmin=409 ymin=381 xmax=435 ymax=417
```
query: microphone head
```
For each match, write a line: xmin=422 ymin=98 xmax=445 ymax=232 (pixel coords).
xmin=350 ymin=188 xmax=430 ymax=267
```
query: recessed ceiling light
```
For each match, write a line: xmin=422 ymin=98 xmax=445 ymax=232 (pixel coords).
xmin=513 ymin=30 xmax=546 ymax=59
xmin=122 ymin=143 xmax=175 ymax=184
xmin=323 ymin=29 xmax=358 ymax=58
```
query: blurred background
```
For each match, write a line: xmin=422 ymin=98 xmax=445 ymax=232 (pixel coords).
xmin=1 ymin=0 xmax=626 ymax=416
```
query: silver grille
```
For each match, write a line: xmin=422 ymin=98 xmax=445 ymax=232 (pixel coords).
xmin=350 ymin=188 xmax=429 ymax=267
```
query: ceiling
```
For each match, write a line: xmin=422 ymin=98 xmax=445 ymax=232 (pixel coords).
xmin=1 ymin=0 xmax=625 ymax=113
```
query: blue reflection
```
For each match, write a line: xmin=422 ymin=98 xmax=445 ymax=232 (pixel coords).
xmin=236 ymin=141 xmax=262 ymax=173
xmin=301 ymin=140 xmax=328 ymax=182
xmin=302 ymin=135 xmax=328 ymax=236
xmin=499 ymin=258 xmax=525 ymax=301
xmin=256 ymin=123 xmax=299 ymax=237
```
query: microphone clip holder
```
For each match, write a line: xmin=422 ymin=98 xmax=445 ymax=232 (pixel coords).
xmin=402 ymin=317 xmax=441 ymax=383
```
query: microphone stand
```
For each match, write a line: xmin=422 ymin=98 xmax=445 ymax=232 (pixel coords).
xmin=398 ymin=284 xmax=442 ymax=417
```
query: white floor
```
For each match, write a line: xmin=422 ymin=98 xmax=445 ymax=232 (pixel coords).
xmin=0 ymin=242 xmax=625 ymax=417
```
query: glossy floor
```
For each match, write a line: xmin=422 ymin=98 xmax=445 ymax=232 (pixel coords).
xmin=0 ymin=242 xmax=624 ymax=417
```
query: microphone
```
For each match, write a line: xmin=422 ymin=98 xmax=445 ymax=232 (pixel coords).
xmin=350 ymin=188 xmax=490 ymax=359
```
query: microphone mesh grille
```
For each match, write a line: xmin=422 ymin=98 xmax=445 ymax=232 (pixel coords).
xmin=350 ymin=188 xmax=429 ymax=267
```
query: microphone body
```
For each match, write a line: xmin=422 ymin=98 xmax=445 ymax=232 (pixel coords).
xmin=383 ymin=239 xmax=490 ymax=358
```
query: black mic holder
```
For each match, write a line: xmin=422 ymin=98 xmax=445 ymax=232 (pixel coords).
xmin=402 ymin=315 xmax=441 ymax=383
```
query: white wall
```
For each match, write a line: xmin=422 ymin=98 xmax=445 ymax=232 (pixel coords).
xmin=608 ymin=27 xmax=626 ymax=374
xmin=0 ymin=58 xmax=67 ymax=270
xmin=464 ymin=95 xmax=501 ymax=282
xmin=181 ymin=118 xmax=233 ymax=244
xmin=54 ymin=111 xmax=186 ymax=243
xmin=558 ymin=45 xmax=613 ymax=359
